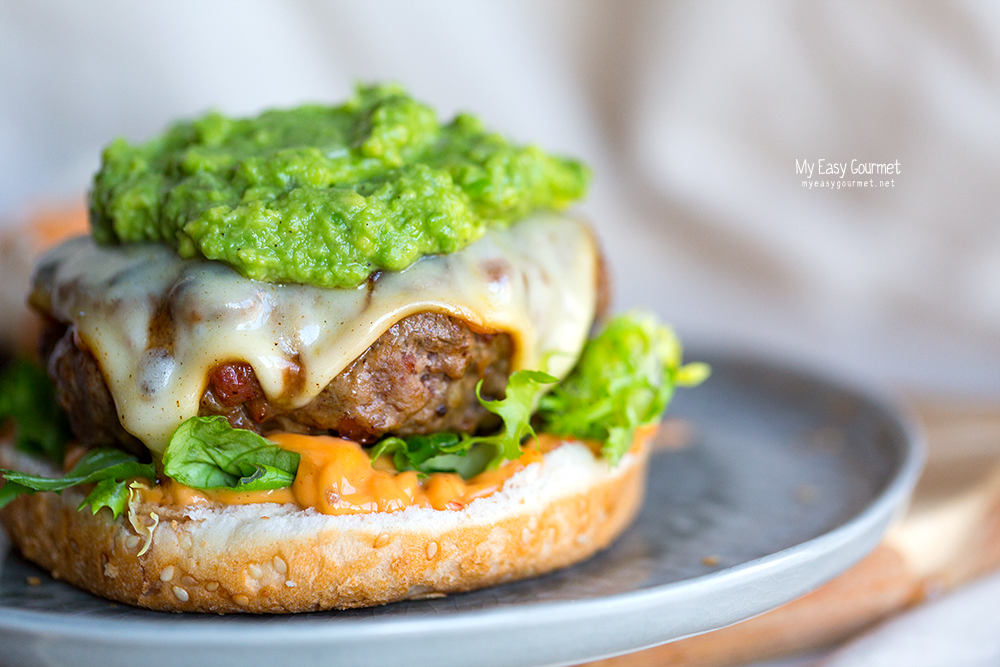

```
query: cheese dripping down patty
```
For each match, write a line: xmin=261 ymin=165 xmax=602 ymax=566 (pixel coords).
xmin=32 ymin=214 xmax=600 ymax=456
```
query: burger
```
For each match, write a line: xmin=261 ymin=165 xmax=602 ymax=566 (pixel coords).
xmin=0 ymin=84 xmax=707 ymax=612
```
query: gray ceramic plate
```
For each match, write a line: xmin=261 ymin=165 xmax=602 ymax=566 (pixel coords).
xmin=0 ymin=352 xmax=924 ymax=667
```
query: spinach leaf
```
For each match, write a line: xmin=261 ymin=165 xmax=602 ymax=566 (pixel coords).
xmin=161 ymin=416 xmax=298 ymax=490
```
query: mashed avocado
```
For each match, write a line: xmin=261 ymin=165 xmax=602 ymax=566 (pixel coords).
xmin=89 ymin=84 xmax=589 ymax=288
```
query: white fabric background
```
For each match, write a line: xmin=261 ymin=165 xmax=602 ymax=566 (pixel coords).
xmin=823 ymin=569 xmax=1000 ymax=667
xmin=1 ymin=0 xmax=998 ymax=396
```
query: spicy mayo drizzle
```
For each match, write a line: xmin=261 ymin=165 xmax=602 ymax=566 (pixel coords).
xmin=145 ymin=433 xmax=542 ymax=515
xmin=141 ymin=425 xmax=658 ymax=515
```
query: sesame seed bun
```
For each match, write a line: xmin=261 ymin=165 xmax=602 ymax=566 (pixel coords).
xmin=0 ymin=437 xmax=647 ymax=613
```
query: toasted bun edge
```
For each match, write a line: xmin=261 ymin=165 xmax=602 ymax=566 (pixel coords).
xmin=0 ymin=438 xmax=648 ymax=613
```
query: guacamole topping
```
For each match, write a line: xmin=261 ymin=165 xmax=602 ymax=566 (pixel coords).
xmin=89 ymin=84 xmax=590 ymax=288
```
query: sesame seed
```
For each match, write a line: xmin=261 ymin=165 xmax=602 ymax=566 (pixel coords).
xmin=205 ymin=581 xmax=220 ymax=592
xmin=374 ymin=533 xmax=390 ymax=548
xmin=181 ymin=575 xmax=198 ymax=586
xmin=233 ymin=594 xmax=250 ymax=606
xmin=272 ymin=556 xmax=287 ymax=574
xmin=426 ymin=541 xmax=438 ymax=559
xmin=125 ymin=535 xmax=140 ymax=549
xmin=179 ymin=534 xmax=193 ymax=550
xmin=521 ymin=528 xmax=531 ymax=543
xmin=248 ymin=564 xmax=263 ymax=579
xmin=159 ymin=565 xmax=175 ymax=582
xmin=285 ymin=581 xmax=296 ymax=588
xmin=172 ymin=586 xmax=189 ymax=602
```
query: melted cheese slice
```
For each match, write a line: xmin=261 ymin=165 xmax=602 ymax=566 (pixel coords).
xmin=35 ymin=214 xmax=599 ymax=455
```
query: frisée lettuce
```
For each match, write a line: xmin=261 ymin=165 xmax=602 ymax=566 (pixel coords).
xmin=368 ymin=370 xmax=557 ymax=477
xmin=367 ymin=312 xmax=708 ymax=475
xmin=537 ymin=311 xmax=710 ymax=463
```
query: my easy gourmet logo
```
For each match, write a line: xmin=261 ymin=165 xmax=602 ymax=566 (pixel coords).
xmin=797 ymin=159 xmax=900 ymax=190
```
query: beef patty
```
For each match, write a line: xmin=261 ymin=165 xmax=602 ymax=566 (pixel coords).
xmin=42 ymin=313 xmax=512 ymax=449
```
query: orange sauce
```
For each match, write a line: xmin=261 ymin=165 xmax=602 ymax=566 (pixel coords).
xmin=144 ymin=434 xmax=544 ymax=515
xmin=142 ymin=424 xmax=658 ymax=515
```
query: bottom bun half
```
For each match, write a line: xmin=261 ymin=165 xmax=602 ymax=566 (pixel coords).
xmin=0 ymin=438 xmax=648 ymax=613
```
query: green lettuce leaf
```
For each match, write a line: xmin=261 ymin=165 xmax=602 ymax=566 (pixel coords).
xmin=80 ymin=478 xmax=132 ymax=517
xmin=0 ymin=448 xmax=155 ymax=517
xmin=0 ymin=358 xmax=72 ymax=463
xmin=161 ymin=416 xmax=299 ymax=490
xmin=369 ymin=370 xmax=557 ymax=478
xmin=369 ymin=434 xmax=495 ymax=479
xmin=537 ymin=311 xmax=709 ymax=463
xmin=475 ymin=370 xmax=558 ymax=467
xmin=0 ymin=480 xmax=30 ymax=508
xmin=368 ymin=432 xmax=466 ymax=474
